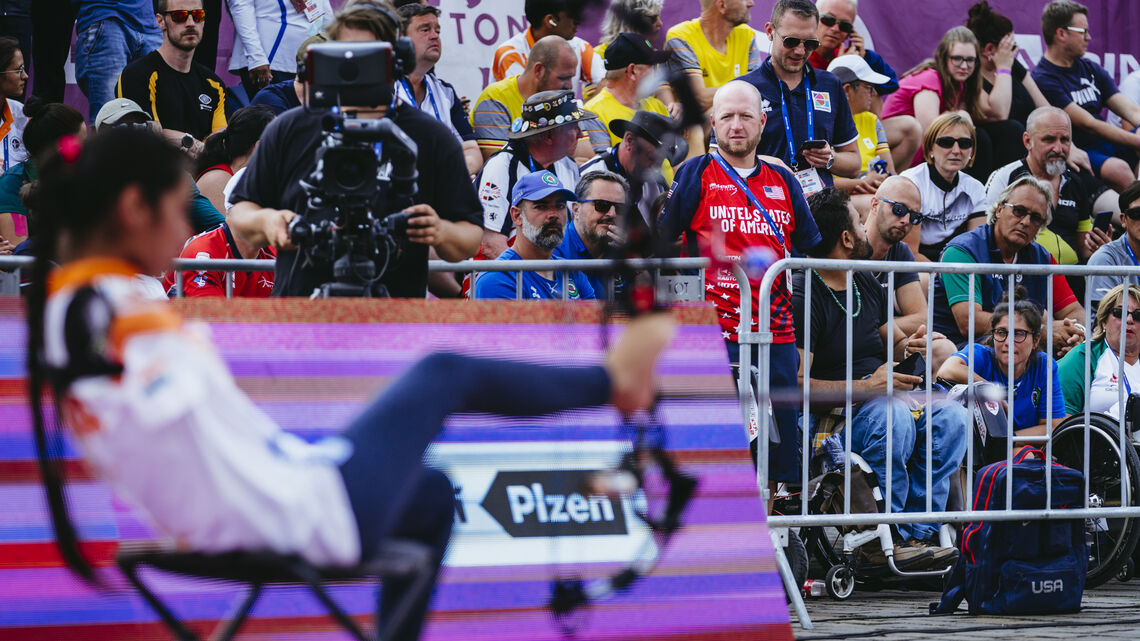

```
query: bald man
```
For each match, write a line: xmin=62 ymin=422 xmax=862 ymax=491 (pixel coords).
xmin=865 ymin=176 xmax=953 ymax=367
xmin=470 ymin=35 xmax=577 ymax=159
xmin=659 ymin=80 xmax=821 ymax=501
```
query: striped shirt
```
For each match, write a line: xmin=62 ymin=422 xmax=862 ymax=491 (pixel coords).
xmin=470 ymin=75 xmax=525 ymax=154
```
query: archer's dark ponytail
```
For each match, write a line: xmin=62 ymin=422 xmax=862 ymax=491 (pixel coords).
xmin=24 ymin=128 xmax=185 ymax=584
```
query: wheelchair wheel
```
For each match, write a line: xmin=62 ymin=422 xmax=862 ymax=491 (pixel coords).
xmin=1051 ymin=413 xmax=1140 ymax=589
xmin=825 ymin=563 xmax=855 ymax=600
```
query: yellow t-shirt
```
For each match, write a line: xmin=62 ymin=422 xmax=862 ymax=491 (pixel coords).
xmin=580 ymin=89 xmax=674 ymax=182
xmin=469 ymin=75 xmax=525 ymax=153
xmin=852 ymin=111 xmax=890 ymax=175
xmin=665 ymin=19 xmax=757 ymax=89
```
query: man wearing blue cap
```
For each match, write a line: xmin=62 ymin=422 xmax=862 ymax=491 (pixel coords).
xmin=472 ymin=170 xmax=596 ymax=300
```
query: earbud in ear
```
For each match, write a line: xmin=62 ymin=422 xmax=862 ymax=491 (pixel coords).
xmin=549 ymin=18 xmax=558 ymax=26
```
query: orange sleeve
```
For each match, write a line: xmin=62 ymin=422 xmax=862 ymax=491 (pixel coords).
xmin=493 ymin=48 xmax=525 ymax=82
xmin=108 ymin=305 xmax=183 ymax=358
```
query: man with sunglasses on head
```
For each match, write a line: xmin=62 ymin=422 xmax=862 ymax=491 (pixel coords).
xmin=984 ymin=106 xmax=1118 ymax=269
xmin=736 ymin=0 xmax=860 ymax=199
xmin=115 ymin=0 xmax=229 ymax=156
xmin=1087 ymin=182 xmax=1140 ymax=306
xmin=933 ymin=176 xmax=1086 ymax=357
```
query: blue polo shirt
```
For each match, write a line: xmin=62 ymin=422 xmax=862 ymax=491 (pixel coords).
xmin=471 ymin=248 xmax=596 ymax=300
xmin=1032 ymin=56 xmax=1120 ymax=149
xmin=735 ymin=58 xmax=859 ymax=187
xmin=951 ymin=344 xmax=1065 ymax=433
xmin=552 ymin=221 xmax=625 ymax=298
xmin=251 ymin=80 xmax=302 ymax=116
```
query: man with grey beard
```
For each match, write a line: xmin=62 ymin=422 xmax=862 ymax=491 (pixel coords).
xmin=471 ymin=170 xmax=596 ymax=300
xmin=984 ymin=105 xmax=1119 ymax=264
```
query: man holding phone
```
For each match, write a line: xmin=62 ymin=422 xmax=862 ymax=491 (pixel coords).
xmin=737 ymin=0 xmax=861 ymax=197
xmin=1088 ymin=181 xmax=1140 ymax=306
xmin=984 ymin=106 xmax=1118 ymax=265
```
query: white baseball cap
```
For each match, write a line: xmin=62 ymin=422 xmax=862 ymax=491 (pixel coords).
xmin=94 ymin=98 xmax=152 ymax=130
xmin=827 ymin=54 xmax=890 ymax=87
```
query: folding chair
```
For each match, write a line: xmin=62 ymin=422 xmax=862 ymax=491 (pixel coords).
xmin=116 ymin=539 xmax=435 ymax=641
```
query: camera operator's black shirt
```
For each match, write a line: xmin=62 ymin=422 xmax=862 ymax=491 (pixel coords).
xmin=231 ymin=103 xmax=481 ymax=297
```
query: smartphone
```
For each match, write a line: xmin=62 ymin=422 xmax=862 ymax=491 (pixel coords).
xmin=798 ymin=139 xmax=828 ymax=153
xmin=1094 ymin=210 xmax=1113 ymax=233
xmin=895 ymin=351 xmax=926 ymax=379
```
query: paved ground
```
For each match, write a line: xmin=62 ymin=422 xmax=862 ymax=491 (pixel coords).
xmin=793 ymin=579 xmax=1140 ymax=639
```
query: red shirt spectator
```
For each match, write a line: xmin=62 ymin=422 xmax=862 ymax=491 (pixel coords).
xmin=163 ymin=223 xmax=276 ymax=297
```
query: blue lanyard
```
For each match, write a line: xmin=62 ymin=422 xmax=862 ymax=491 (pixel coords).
xmin=401 ymin=77 xmax=441 ymax=121
xmin=1109 ymin=346 xmax=1134 ymax=395
xmin=1125 ymin=237 xmax=1140 ymax=267
xmin=779 ymin=73 xmax=813 ymax=169
xmin=710 ymin=152 xmax=786 ymax=246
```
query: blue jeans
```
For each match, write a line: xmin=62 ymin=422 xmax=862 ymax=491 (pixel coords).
xmin=74 ymin=18 xmax=162 ymax=122
xmin=337 ymin=353 xmax=611 ymax=640
xmin=850 ymin=397 xmax=969 ymax=541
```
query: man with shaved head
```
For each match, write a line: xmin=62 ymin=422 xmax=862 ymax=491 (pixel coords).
xmin=659 ymin=80 xmax=821 ymax=502
xmin=471 ymin=35 xmax=578 ymax=160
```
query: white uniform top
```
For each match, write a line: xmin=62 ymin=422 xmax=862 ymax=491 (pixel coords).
xmin=476 ymin=145 xmax=579 ymax=235
xmin=1089 ymin=347 xmax=1140 ymax=419
xmin=45 ymin=264 xmax=360 ymax=566
xmin=492 ymin=30 xmax=604 ymax=99
xmin=1 ymin=98 xmax=27 ymax=173
xmin=228 ymin=0 xmax=333 ymax=74
xmin=900 ymin=162 xmax=988 ymax=250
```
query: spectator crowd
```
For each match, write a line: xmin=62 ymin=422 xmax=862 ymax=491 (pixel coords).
xmin=6 ymin=0 xmax=1140 ymax=571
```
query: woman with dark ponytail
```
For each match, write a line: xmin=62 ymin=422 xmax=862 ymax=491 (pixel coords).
xmin=27 ymin=125 xmax=675 ymax=641
xmin=194 ymin=104 xmax=275 ymax=213
xmin=0 ymin=96 xmax=84 ymax=247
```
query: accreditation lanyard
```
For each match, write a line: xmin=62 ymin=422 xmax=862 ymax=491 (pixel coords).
xmin=779 ymin=73 xmax=813 ymax=170
xmin=401 ymin=77 xmax=441 ymax=121
xmin=1125 ymin=237 xmax=1140 ymax=267
xmin=1110 ymin=346 xmax=1134 ymax=395
xmin=710 ymin=152 xmax=786 ymax=247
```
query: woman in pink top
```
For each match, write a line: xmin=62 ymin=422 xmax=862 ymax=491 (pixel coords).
xmin=882 ymin=27 xmax=1014 ymax=177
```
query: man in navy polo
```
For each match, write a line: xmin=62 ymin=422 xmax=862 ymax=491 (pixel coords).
xmin=554 ymin=170 xmax=631 ymax=299
xmin=736 ymin=0 xmax=860 ymax=197
xmin=1032 ymin=0 xmax=1140 ymax=192
xmin=472 ymin=171 xmax=596 ymax=301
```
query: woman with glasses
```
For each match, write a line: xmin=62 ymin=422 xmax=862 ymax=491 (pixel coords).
xmin=881 ymin=26 xmax=1014 ymax=176
xmin=898 ymin=112 xmax=987 ymax=261
xmin=931 ymin=176 xmax=1086 ymax=353
xmin=937 ymin=299 xmax=1067 ymax=437
xmin=0 ymin=37 xmax=28 ymax=174
xmin=1058 ymin=284 xmax=1140 ymax=418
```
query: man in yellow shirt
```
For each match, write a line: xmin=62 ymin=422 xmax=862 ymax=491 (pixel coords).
xmin=665 ymin=0 xmax=762 ymax=111
xmin=579 ymin=34 xmax=671 ymax=155
xmin=470 ymin=36 xmax=576 ymax=160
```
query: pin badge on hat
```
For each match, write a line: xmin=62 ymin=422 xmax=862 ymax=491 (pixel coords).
xmin=542 ymin=173 xmax=558 ymax=185
xmin=510 ymin=118 xmax=523 ymax=133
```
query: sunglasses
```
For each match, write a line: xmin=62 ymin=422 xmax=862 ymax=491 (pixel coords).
xmin=934 ymin=136 xmax=974 ymax=150
xmin=1003 ymin=203 xmax=1048 ymax=227
xmin=948 ymin=55 xmax=977 ymax=67
xmin=162 ymin=9 xmax=206 ymax=23
xmin=1123 ymin=206 xmax=1140 ymax=221
xmin=581 ymin=199 xmax=628 ymax=215
xmin=819 ymin=14 xmax=854 ymax=33
xmin=776 ymin=33 xmax=821 ymax=52
xmin=1111 ymin=308 xmax=1140 ymax=322
xmin=992 ymin=327 xmax=1033 ymax=343
xmin=878 ymin=197 xmax=924 ymax=224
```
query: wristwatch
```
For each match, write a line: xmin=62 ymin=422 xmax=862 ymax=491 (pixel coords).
xmin=824 ymin=150 xmax=835 ymax=171
xmin=179 ymin=134 xmax=194 ymax=152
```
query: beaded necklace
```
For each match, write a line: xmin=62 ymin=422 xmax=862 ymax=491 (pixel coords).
xmin=813 ymin=269 xmax=862 ymax=317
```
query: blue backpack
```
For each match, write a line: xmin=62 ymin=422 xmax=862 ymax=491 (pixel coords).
xmin=931 ymin=448 xmax=1087 ymax=615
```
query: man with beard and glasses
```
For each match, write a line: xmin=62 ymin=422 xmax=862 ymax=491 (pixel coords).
xmin=665 ymin=0 xmax=763 ymax=112
xmin=472 ymin=170 xmax=596 ymax=300
xmin=984 ymin=106 xmax=1118 ymax=267
xmin=659 ymin=80 xmax=819 ymax=504
xmin=553 ymin=170 xmax=630 ymax=299
xmin=115 ymin=0 xmax=229 ymax=154
xmin=736 ymin=0 xmax=860 ymax=196
xmin=793 ymin=186 xmax=967 ymax=570
xmin=1088 ymin=181 xmax=1140 ymax=306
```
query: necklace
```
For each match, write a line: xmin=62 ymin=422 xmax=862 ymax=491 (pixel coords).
xmin=813 ymin=269 xmax=862 ymax=317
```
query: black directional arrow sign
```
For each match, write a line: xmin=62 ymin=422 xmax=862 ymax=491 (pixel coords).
xmin=480 ymin=470 xmax=629 ymax=538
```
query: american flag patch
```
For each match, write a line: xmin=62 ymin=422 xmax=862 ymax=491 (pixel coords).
xmin=763 ymin=185 xmax=785 ymax=200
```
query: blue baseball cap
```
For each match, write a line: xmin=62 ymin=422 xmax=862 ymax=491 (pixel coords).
xmin=511 ymin=170 xmax=577 ymax=207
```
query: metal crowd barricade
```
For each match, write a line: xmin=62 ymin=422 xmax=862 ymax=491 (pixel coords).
xmin=744 ymin=258 xmax=1140 ymax=531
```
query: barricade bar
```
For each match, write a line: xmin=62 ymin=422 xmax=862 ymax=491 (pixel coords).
xmin=774 ymin=507 xmax=1140 ymax=528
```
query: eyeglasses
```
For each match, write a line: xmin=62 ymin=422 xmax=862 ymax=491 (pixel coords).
xmin=1123 ymin=206 xmax=1140 ymax=221
xmin=0 ymin=64 xmax=25 ymax=75
xmin=162 ymin=9 xmax=206 ymax=23
xmin=581 ymin=199 xmax=628 ymax=215
xmin=948 ymin=55 xmax=977 ymax=68
xmin=877 ymin=197 xmax=924 ymax=224
xmin=1111 ymin=308 xmax=1140 ymax=322
xmin=934 ymin=136 xmax=974 ymax=150
xmin=776 ymin=32 xmax=821 ymax=52
xmin=1064 ymin=25 xmax=1091 ymax=38
xmin=819 ymin=13 xmax=855 ymax=34
xmin=1003 ymin=203 xmax=1048 ymax=227
xmin=993 ymin=327 xmax=1033 ymax=343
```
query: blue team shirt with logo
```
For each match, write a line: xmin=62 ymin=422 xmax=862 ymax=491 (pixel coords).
xmin=1032 ymin=57 xmax=1120 ymax=148
xmin=953 ymin=344 xmax=1066 ymax=432
xmin=472 ymin=248 xmax=596 ymax=300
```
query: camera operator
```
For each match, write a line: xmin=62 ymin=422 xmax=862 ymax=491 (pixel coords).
xmin=228 ymin=1 xmax=482 ymax=297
